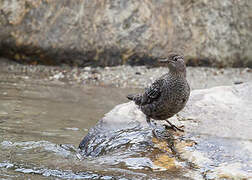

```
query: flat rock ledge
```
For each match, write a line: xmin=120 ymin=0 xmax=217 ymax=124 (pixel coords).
xmin=0 ymin=1 xmax=251 ymax=67
xmin=79 ymin=82 xmax=252 ymax=179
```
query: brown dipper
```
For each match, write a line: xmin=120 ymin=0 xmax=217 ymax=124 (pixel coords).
xmin=127 ymin=54 xmax=190 ymax=131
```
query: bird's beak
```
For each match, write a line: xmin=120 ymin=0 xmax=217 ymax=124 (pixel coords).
xmin=158 ymin=58 xmax=170 ymax=63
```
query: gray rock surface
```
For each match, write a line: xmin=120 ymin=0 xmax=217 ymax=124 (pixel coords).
xmin=79 ymin=82 xmax=252 ymax=179
xmin=0 ymin=0 xmax=251 ymax=67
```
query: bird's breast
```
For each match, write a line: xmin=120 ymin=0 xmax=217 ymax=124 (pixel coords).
xmin=162 ymin=80 xmax=190 ymax=108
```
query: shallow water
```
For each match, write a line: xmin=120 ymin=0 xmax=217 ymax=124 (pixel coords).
xmin=1 ymin=62 xmax=251 ymax=179
xmin=0 ymin=71 xmax=144 ymax=179
xmin=0 ymin=74 xmax=196 ymax=179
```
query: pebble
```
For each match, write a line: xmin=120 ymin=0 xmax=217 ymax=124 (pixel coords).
xmin=1 ymin=59 xmax=252 ymax=90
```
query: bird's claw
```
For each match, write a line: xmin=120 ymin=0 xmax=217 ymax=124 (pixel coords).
xmin=164 ymin=124 xmax=184 ymax=132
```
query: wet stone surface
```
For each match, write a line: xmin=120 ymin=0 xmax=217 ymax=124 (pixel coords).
xmin=79 ymin=83 xmax=252 ymax=179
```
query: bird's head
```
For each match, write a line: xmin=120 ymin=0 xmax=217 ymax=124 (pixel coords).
xmin=158 ymin=54 xmax=186 ymax=76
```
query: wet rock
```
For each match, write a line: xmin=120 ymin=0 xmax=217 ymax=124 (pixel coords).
xmin=79 ymin=82 xmax=252 ymax=179
xmin=0 ymin=0 xmax=251 ymax=67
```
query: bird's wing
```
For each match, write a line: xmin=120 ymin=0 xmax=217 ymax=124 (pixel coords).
xmin=141 ymin=78 xmax=164 ymax=105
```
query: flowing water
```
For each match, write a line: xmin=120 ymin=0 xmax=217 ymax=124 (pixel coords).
xmin=1 ymin=61 xmax=251 ymax=179
xmin=0 ymin=68 xmax=143 ymax=179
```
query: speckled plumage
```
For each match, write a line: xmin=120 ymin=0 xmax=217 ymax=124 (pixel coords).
xmin=127 ymin=54 xmax=190 ymax=131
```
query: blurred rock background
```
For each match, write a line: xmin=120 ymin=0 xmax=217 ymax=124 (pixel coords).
xmin=0 ymin=0 xmax=251 ymax=67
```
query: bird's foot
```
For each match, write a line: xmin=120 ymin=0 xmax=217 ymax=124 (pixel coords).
xmin=164 ymin=120 xmax=184 ymax=132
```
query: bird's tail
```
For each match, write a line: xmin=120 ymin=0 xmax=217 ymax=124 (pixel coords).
xmin=127 ymin=94 xmax=135 ymax=100
xmin=127 ymin=94 xmax=143 ymax=105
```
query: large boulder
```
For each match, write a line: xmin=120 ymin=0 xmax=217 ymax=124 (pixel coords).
xmin=79 ymin=82 xmax=252 ymax=179
xmin=0 ymin=0 xmax=251 ymax=67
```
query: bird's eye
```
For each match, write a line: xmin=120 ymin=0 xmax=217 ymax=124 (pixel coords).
xmin=173 ymin=57 xmax=178 ymax=61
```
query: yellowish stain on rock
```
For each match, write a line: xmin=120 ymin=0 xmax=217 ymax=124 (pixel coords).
xmin=14 ymin=54 xmax=20 ymax=60
xmin=175 ymin=140 xmax=196 ymax=152
xmin=122 ymin=49 xmax=134 ymax=64
xmin=94 ymin=48 xmax=104 ymax=61
xmin=153 ymin=153 xmax=177 ymax=171
xmin=151 ymin=137 xmax=178 ymax=170
xmin=152 ymin=137 xmax=172 ymax=153
xmin=151 ymin=136 xmax=198 ymax=171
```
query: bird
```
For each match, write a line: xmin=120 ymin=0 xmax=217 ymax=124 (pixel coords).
xmin=127 ymin=54 xmax=190 ymax=132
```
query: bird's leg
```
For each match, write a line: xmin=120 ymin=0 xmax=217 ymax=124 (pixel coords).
xmin=146 ymin=116 xmax=156 ymax=129
xmin=146 ymin=116 xmax=160 ymax=138
xmin=165 ymin=120 xmax=184 ymax=132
